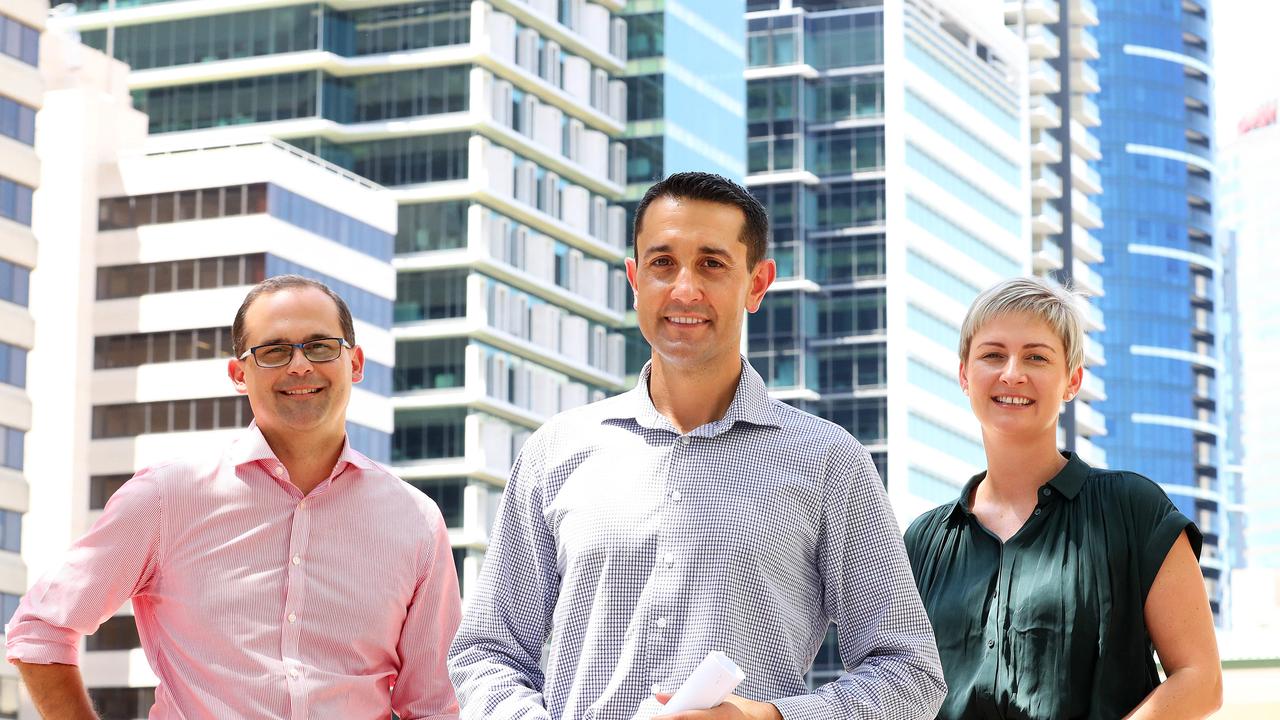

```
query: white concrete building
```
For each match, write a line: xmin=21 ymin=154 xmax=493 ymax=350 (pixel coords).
xmin=0 ymin=0 xmax=45 ymax=715
xmin=25 ymin=33 xmax=396 ymax=716
xmin=49 ymin=0 xmax=632 ymax=603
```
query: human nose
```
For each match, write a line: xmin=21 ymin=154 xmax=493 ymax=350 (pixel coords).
xmin=999 ymin=357 xmax=1025 ymax=385
xmin=669 ymin=265 xmax=703 ymax=304
xmin=284 ymin=346 xmax=315 ymax=375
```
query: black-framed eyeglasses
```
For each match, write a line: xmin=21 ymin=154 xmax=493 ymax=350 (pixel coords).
xmin=238 ymin=338 xmax=351 ymax=369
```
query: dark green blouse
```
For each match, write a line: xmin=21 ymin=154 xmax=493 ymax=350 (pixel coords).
xmin=903 ymin=452 xmax=1202 ymax=720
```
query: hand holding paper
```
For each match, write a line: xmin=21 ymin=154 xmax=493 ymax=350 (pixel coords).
xmin=658 ymin=651 xmax=746 ymax=713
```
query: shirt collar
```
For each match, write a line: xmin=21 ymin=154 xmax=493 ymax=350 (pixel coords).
xmin=950 ymin=451 xmax=1091 ymax=518
xmin=227 ymin=421 xmax=378 ymax=474
xmin=603 ymin=357 xmax=782 ymax=435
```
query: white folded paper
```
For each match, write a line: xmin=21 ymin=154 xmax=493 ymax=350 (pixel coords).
xmin=660 ymin=651 xmax=746 ymax=713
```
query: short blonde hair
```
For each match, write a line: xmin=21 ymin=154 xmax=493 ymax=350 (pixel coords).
xmin=958 ymin=277 xmax=1086 ymax=375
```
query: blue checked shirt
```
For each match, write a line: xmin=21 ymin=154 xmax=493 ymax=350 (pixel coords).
xmin=449 ymin=360 xmax=945 ymax=720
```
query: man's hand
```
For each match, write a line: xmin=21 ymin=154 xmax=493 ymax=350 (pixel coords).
xmin=652 ymin=692 xmax=783 ymax=720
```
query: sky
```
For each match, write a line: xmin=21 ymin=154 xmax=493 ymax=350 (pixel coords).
xmin=1213 ymin=2 xmax=1280 ymax=144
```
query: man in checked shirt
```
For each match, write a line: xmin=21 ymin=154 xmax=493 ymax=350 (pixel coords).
xmin=7 ymin=275 xmax=461 ymax=719
xmin=449 ymin=173 xmax=946 ymax=720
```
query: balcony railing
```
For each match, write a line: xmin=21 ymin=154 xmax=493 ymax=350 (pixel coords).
xmin=1030 ymin=59 xmax=1063 ymax=94
xmin=1030 ymin=94 xmax=1063 ymax=128
xmin=1084 ymin=333 xmax=1106 ymax=365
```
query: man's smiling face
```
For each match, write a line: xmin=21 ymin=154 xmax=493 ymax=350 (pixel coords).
xmin=228 ymin=287 xmax=364 ymax=441
xmin=626 ymin=196 xmax=775 ymax=374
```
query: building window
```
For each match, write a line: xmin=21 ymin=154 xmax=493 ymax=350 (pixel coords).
xmin=408 ymin=477 xmax=466 ymax=527
xmin=396 ymin=200 xmax=470 ymax=254
xmin=326 ymin=65 xmax=469 ymax=124
xmin=747 ymin=14 xmax=800 ymax=68
xmin=263 ymin=256 xmax=392 ymax=328
xmin=0 ymin=176 xmax=34 ymax=226
xmin=85 ymin=615 xmax=142 ymax=652
xmin=624 ymin=136 xmax=663 ymax=185
xmin=0 ymin=95 xmax=36 ymax=146
xmin=339 ymin=0 xmax=471 ymax=56
xmin=96 ymin=254 xmax=266 ymax=301
xmin=395 ymin=338 xmax=466 ymax=392
xmin=0 ymin=675 xmax=16 ymax=719
xmin=0 ymin=592 xmax=17 ymax=627
xmin=809 ymin=233 xmax=885 ymax=283
xmin=81 ymin=5 xmax=319 ymax=71
xmin=94 ymin=327 xmax=234 ymax=369
xmin=0 ymin=426 xmax=22 ymax=471
xmin=87 ymin=687 xmax=155 ymax=720
xmin=395 ymin=268 xmax=469 ymax=322
xmin=626 ymin=12 xmax=663 ymax=59
xmin=0 ymin=342 xmax=26 ymax=388
xmin=297 ymin=132 xmax=470 ymax=187
xmin=0 ymin=13 xmax=39 ymax=67
xmin=99 ymin=184 xmax=268 ymax=231
xmin=132 ymin=72 xmax=320 ymax=134
xmin=812 ymin=179 xmax=884 ymax=230
xmin=0 ymin=509 xmax=21 ymax=552
xmin=0 ymin=260 xmax=30 ymax=307
xmin=811 ymin=74 xmax=884 ymax=123
xmin=393 ymin=408 xmax=467 ymax=462
xmin=267 ymin=185 xmax=393 ymax=261
xmin=345 ymin=422 xmax=392 ymax=464
xmin=91 ymin=397 xmax=253 ymax=439
xmin=805 ymin=10 xmax=882 ymax=70
xmin=814 ymin=397 xmax=887 ymax=445
xmin=624 ymin=74 xmax=663 ymax=121
xmin=90 ymin=474 xmax=133 ymax=510
xmin=808 ymin=126 xmax=884 ymax=175
xmin=815 ymin=289 xmax=885 ymax=339
xmin=814 ymin=344 xmax=886 ymax=392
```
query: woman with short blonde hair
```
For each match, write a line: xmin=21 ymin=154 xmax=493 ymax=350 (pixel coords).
xmin=905 ymin=276 xmax=1222 ymax=719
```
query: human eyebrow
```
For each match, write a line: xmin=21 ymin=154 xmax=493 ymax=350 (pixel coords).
xmin=255 ymin=333 xmax=335 ymax=346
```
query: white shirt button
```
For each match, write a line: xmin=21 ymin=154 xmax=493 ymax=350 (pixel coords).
xmin=274 ymin=466 xmax=284 ymax=476
xmin=670 ymin=490 xmax=682 ymax=502
xmin=655 ymin=616 xmax=667 ymax=628
xmin=289 ymin=668 xmax=300 ymax=678
xmin=292 ymin=555 xmax=301 ymax=565
xmin=664 ymin=552 xmax=675 ymax=566
xmin=298 ymin=500 xmax=307 ymax=509
xmin=287 ymin=613 xmax=297 ymax=623
xmin=677 ymin=436 xmax=690 ymax=445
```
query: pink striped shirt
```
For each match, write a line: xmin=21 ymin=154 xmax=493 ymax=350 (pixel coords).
xmin=6 ymin=424 xmax=461 ymax=719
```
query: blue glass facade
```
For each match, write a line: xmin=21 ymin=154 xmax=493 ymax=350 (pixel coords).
xmin=1093 ymin=0 xmax=1222 ymax=613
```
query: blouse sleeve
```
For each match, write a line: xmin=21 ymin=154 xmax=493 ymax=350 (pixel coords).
xmin=1122 ymin=473 xmax=1202 ymax=602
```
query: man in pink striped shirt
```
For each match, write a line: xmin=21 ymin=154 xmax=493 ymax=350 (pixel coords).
xmin=7 ymin=275 xmax=462 ymax=719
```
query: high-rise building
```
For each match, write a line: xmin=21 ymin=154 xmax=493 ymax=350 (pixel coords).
xmin=1219 ymin=99 xmax=1279 ymax=572
xmin=0 ymin=0 xmax=43 ymax=714
xmin=51 ymin=0 xmax=634 ymax=598
xmin=742 ymin=0 xmax=1029 ymax=682
xmin=1004 ymin=0 xmax=1108 ymax=468
xmin=1091 ymin=0 xmax=1225 ymax=617
xmin=25 ymin=32 xmax=397 ymax=716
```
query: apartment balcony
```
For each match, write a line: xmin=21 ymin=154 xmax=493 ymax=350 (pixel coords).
xmin=1078 ymin=368 xmax=1107 ymax=402
xmin=1187 ymin=169 xmax=1213 ymax=205
xmin=1182 ymin=37 xmax=1209 ymax=66
xmin=1030 ymin=59 xmax=1063 ymax=94
xmin=1026 ymin=23 xmax=1062 ymax=59
xmin=1192 ymin=272 xmax=1214 ymax=305
xmin=1032 ymin=200 xmax=1064 ymax=236
xmin=1072 ymin=190 xmax=1103 ymax=229
xmin=1074 ymin=397 xmax=1108 ymax=436
xmin=1188 ymin=204 xmax=1214 ymax=239
xmin=1033 ymin=238 xmax=1065 ymax=272
xmin=1073 ymin=258 xmax=1104 ymax=296
xmin=1073 ymin=225 xmax=1104 ymax=263
xmin=1032 ymin=165 xmax=1064 ymax=199
xmin=1071 ymin=155 xmax=1102 ymax=195
xmin=1184 ymin=136 xmax=1213 ymax=166
xmin=1071 ymin=61 xmax=1100 ymax=94
xmin=1079 ymin=298 xmax=1105 ymax=332
xmin=1074 ymin=433 xmax=1107 ymax=467
xmin=1071 ymin=0 xmax=1100 ymax=26
xmin=1183 ymin=8 xmax=1209 ymax=44
xmin=1083 ymin=332 xmax=1106 ymax=366
xmin=1012 ymin=0 xmax=1062 ymax=25
xmin=1072 ymin=96 xmax=1101 ymax=127
xmin=1071 ymin=27 xmax=1100 ymax=60
xmin=1071 ymin=121 xmax=1101 ymax=161
xmin=1184 ymin=73 xmax=1211 ymax=109
xmin=1031 ymin=129 xmax=1063 ymax=164
xmin=1186 ymin=105 xmax=1213 ymax=140
xmin=1030 ymin=94 xmax=1063 ymax=129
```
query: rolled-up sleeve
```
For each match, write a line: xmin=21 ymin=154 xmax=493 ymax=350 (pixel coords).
xmin=6 ymin=468 xmax=162 ymax=666
xmin=770 ymin=444 xmax=946 ymax=720
xmin=392 ymin=503 xmax=463 ymax=719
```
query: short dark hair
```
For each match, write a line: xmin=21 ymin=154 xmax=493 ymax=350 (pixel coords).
xmin=632 ymin=172 xmax=769 ymax=268
xmin=232 ymin=275 xmax=355 ymax=356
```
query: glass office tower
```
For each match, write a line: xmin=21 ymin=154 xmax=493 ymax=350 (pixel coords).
xmin=1005 ymin=0 xmax=1108 ymax=467
xmin=0 ymin=0 xmax=43 ymax=715
xmin=55 ymin=0 xmax=632 ymax=604
xmin=742 ymin=0 xmax=1029 ymax=683
xmin=1091 ymin=0 xmax=1225 ymax=618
